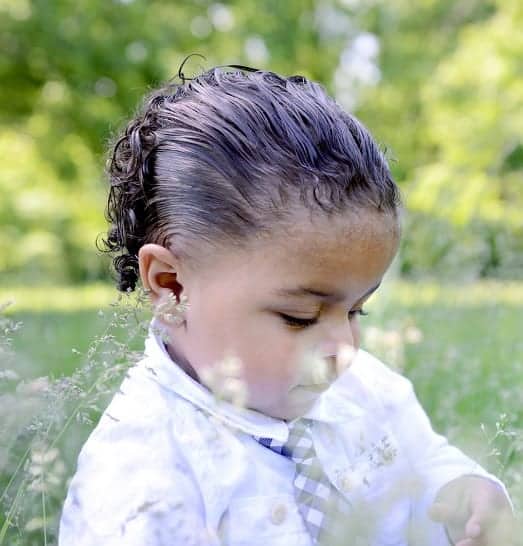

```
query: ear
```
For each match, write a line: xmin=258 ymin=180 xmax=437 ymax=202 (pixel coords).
xmin=138 ymin=243 xmax=185 ymax=303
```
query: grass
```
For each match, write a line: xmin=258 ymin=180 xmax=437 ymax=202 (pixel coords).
xmin=0 ymin=279 xmax=522 ymax=543
xmin=1 ymin=287 xmax=152 ymax=546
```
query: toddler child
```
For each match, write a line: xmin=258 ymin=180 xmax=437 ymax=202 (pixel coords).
xmin=59 ymin=63 xmax=514 ymax=546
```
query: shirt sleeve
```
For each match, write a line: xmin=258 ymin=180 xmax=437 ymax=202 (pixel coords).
xmin=386 ymin=370 xmax=510 ymax=497
xmin=58 ymin=412 xmax=220 ymax=546
xmin=378 ymin=361 xmax=512 ymax=544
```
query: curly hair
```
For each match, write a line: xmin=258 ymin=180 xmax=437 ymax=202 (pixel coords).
xmin=98 ymin=61 xmax=402 ymax=292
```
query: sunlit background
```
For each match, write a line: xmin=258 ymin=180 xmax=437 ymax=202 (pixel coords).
xmin=1 ymin=0 xmax=522 ymax=543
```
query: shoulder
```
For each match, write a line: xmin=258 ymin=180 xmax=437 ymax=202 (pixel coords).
xmin=60 ymin=353 xmax=248 ymax=544
xmin=351 ymin=348 xmax=413 ymax=388
xmin=349 ymin=348 xmax=417 ymax=408
xmin=71 ymin=350 xmax=225 ymax=479
xmin=60 ymin=357 xmax=208 ymax=543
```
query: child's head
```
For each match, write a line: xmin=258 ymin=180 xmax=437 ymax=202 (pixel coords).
xmin=101 ymin=65 xmax=402 ymax=420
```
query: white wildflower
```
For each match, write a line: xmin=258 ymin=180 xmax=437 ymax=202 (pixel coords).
xmin=336 ymin=343 xmax=357 ymax=374
xmin=404 ymin=326 xmax=423 ymax=344
xmin=0 ymin=368 xmax=19 ymax=381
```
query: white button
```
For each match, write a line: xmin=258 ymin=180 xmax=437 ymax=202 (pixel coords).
xmin=270 ymin=502 xmax=288 ymax=525
xmin=338 ymin=472 xmax=353 ymax=493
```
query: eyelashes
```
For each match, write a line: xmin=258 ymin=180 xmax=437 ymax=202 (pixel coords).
xmin=279 ymin=313 xmax=318 ymax=328
xmin=349 ymin=309 xmax=368 ymax=318
xmin=279 ymin=309 xmax=368 ymax=329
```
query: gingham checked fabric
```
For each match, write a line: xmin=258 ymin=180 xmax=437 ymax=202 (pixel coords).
xmin=255 ymin=418 xmax=351 ymax=545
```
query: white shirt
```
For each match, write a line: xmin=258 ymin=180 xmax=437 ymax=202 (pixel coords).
xmin=58 ymin=318 xmax=508 ymax=546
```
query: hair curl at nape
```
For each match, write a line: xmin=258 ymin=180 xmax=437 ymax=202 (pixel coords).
xmin=97 ymin=54 xmax=402 ymax=292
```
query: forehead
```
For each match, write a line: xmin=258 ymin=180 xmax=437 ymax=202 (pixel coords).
xmin=263 ymin=207 xmax=399 ymax=275
xmin=188 ymin=207 xmax=399 ymax=309
xmin=192 ymin=207 xmax=400 ymax=300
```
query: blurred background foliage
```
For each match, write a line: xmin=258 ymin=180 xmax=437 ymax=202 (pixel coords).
xmin=0 ymin=0 xmax=522 ymax=285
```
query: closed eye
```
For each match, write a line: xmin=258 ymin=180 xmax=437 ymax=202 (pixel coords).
xmin=279 ymin=309 xmax=369 ymax=329
xmin=278 ymin=313 xmax=318 ymax=329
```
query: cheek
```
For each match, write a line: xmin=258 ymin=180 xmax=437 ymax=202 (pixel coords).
xmin=242 ymin=329 xmax=301 ymax=385
xmin=189 ymin=299 xmax=301 ymax=389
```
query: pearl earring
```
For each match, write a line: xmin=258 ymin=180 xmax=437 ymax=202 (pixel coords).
xmin=154 ymin=292 xmax=190 ymax=326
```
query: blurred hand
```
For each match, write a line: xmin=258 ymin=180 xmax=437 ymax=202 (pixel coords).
xmin=429 ymin=475 xmax=517 ymax=546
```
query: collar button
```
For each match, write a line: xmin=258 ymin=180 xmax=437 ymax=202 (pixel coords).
xmin=270 ymin=502 xmax=288 ymax=525
xmin=338 ymin=472 xmax=354 ymax=493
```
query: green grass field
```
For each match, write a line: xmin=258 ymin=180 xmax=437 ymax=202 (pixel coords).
xmin=1 ymin=280 xmax=522 ymax=543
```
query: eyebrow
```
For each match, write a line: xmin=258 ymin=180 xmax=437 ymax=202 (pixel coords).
xmin=274 ymin=282 xmax=382 ymax=303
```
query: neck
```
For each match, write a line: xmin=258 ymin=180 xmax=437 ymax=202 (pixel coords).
xmin=163 ymin=338 xmax=201 ymax=383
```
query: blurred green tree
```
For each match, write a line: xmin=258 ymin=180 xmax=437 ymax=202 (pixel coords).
xmin=0 ymin=0 xmax=344 ymax=284
xmin=0 ymin=0 xmax=521 ymax=284
xmin=356 ymin=0 xmax=523 ymax=278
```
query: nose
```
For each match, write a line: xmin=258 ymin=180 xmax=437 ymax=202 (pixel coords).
xmin=321 ymin=320 xmax=355 ymax=356
xmin=319 ymin=324 xmax=357 ymax=376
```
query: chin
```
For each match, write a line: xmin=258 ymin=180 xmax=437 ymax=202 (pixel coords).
xmin=282 ymin=394 xmax=320 ymax=421
xmin=250 ymin=388 xmax=321 ymax=421
xmin=253 ymin=400 xmax=308 ymax=421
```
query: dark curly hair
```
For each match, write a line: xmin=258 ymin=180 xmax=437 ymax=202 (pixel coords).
xmin=98 ymin=61 xmax=402 ymax=292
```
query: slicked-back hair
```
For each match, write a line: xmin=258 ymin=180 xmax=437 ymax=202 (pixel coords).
xmin=99 ymin=65 xmax=402 ymax=292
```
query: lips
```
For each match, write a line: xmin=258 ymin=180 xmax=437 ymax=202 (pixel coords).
xmin=324 ymin=355 xmax=338 ymax=374
xmin=298 ymin=384 xmax=330 ymax=393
